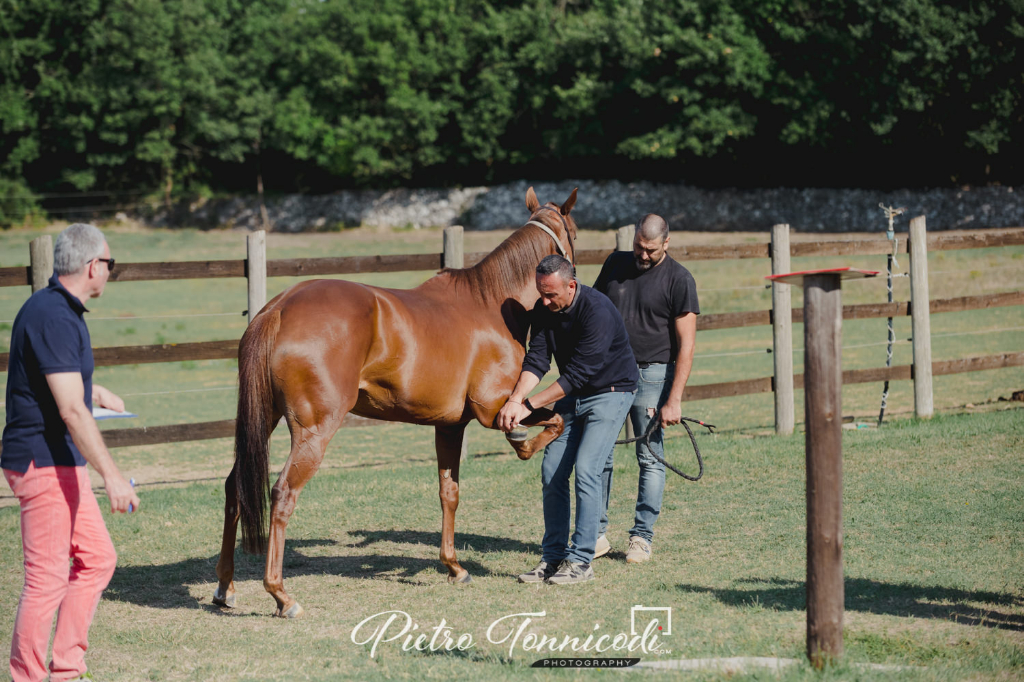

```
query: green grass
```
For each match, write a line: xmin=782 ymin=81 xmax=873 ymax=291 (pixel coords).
xmin=1 ymin=409 xmax=1020 ymax=681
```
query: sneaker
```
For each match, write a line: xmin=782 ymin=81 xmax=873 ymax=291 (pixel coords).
xmin=626 ymin=536 xmax=652 ymax=564
xmin=545 ymin=560 xmax=594 ymax=585
xmin=594 ymin=534 xmax=611 ymax=559
xmin=518 ymin=560 xmax=558 ymax=583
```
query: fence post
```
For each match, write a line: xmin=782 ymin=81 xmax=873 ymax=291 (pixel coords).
xmin=803 ymin=272 xmax=844 ymax=669
xmin=771 ymin=224 xmax=795 ymax=435
xmin=247 ymin=230 xmax=267 ymax=326
xmin=908 ymin=216 xmax=934 ymax=419
xmin=30 ymin=235 xmax=54 ymax=292
xmin=616 ymin=225 xmax=634 ymax=252
xmin=615 ymin=225 xmax=636 ymax=441
xmin=443 ymin=225 xmax=464 ymax=269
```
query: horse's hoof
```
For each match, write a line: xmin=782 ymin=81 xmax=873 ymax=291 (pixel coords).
xmin=448 ymin=572 xmax=472 ymax=585
xmin=507 ymin=427 xmax=529 ymax=442
xmin=277 ymin=602 xmax=304 ymax=619
xmin=212 ymin=587 xmax=235 ymax=608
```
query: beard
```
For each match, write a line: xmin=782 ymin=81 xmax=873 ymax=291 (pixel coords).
xmin=634 ymin=257 xmax=654 ymax=271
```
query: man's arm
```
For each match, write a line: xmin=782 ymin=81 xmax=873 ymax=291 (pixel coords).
xmin=659 ymin=312 xmax=696 ymax=426
xmin=47 ymin=372 xmax=140 ymax=513
xmin=497 ymin=371 xmax=542 ymax=432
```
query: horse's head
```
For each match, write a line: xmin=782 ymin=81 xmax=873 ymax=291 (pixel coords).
xmin=524 ymin=186 xmax=578 ymax=267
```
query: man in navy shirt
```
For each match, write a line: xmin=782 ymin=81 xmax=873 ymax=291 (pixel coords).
xmin=498 ymin=255 xmax=637 ymax=585
xmin=2 ymin=223 xmax=139 ymax=682
xmin=593 ymin=214 xmax=699 ymax=564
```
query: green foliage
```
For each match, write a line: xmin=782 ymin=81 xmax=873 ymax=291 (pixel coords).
xmin=1 ymin=0 xmax=1021 ymax=198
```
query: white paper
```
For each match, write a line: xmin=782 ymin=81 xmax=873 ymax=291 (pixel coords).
xmin=92 ymin=407 xmax=138 ymax=420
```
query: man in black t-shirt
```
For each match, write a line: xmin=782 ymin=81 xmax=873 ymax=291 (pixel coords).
xmin=593 ymin=214 xmax=700 ymax=563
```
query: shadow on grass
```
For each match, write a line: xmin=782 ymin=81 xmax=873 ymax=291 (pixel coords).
xmin=105 ymin=533 xmax=535 ymax=611
xmin=347 ymin=529 xmax=541 ymax=555
xmin=677 ymin=577 xmax=1024 ymax=631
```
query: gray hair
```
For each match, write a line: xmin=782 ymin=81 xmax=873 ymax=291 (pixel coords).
xmin=636 ymin=214 xmax=669 ymax=242
xmin=536 ymin=254 xmax=575 ymax=282
xmin=54 ymin=223 xmax=107 ymax=276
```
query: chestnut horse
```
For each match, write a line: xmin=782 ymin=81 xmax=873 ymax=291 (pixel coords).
xmin=213 ymin=188 xmax=578 ymax=617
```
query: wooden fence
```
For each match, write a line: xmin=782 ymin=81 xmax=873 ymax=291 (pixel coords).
xmin=1 ymin=224 xmax=1022 ymax=448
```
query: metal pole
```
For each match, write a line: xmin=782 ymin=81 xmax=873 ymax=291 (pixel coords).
xmin=771 ymin=224 xmax=794 ymax=435
xmin=803 ymin=273 xmax=844 ymax=668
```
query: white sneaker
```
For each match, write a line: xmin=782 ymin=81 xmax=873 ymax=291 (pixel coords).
xmin=594 ymin=534 xmax=611 ymax=559
xmin=626 ymin=536 xmax=651 ymax=564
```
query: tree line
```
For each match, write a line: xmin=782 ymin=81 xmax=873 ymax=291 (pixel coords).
xmin=2 ymin=0 xmax=1022 ymax=226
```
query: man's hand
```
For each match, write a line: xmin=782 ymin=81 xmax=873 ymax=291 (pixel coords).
xmin=659 ymin=401 xmax=682 ymax=427
xmin=104 ymin=472 xmax=140 ymax=514
xmin=92 ymin=384 xmax=125 ymax=413
xmin=498 ymin=400 xmax=532 ymax=433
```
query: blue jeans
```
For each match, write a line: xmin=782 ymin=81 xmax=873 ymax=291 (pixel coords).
xmin=600 ymin=363 xmax=672 ymax=544
xmin=541 ymin=390 xmax=635 ymax=565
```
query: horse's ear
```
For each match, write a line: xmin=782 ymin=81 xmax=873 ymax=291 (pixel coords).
xmin=525 ymin=186 xmax=540 ymax=213
xmin=561 ymin=187 xmax=578 ymax=215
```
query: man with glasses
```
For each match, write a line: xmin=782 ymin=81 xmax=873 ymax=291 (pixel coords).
xmin=2 ymin=223 xmax=138 ymax=682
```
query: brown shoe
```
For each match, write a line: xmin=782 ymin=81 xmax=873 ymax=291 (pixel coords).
xmin=593 ymin=534 xmax=611 ymax=559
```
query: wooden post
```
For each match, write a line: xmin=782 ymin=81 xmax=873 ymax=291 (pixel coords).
xmin=803 ymin=273 xmax=844 ymax=668
xmin=246 ymin=230 xmax=267 ymax=326
xmin=908 ymin=216 xmax=933 ymax=419
xmin=771 ymin=224 xmax=795 ymax=435
xmin=616 ymin=224 xmax=636 ymax=441
xmin=616 ymin=225 xmax=634 ymax=252
xmin=29 ymin=235 xmax=54 ymax=293
xmin=443 ymin=225 xmax=464 ymax=269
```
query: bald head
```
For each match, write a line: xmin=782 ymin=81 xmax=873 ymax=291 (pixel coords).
xmin=636 ymin=214 xmax=669 ymax=243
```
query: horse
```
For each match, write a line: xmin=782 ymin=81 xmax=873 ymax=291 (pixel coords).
xmin=213 ymin=187 xmax=579 ymax=617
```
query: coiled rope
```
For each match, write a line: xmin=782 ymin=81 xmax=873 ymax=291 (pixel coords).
xmin=614 ymin=417 xmax=716 ymax=482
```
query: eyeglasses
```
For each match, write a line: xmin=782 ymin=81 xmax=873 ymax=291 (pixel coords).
xmin=95 ymin=258 xmax=115 ymax=271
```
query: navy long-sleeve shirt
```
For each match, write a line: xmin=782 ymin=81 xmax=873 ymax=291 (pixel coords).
xmin=522 ymin=283 xmax=638 ymax=396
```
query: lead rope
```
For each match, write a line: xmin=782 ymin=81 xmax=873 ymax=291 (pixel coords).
xmin=614 ymin=417 xmax=715 ymax=481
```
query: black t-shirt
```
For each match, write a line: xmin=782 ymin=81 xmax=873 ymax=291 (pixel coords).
xmin=593 ymin=251 xmax=700 ymax=364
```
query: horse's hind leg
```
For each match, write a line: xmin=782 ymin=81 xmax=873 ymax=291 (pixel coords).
xmin=264 ymin=418 xmax=338 ymax=618
xmin=436 ymin=424 xmax=471 ymax=584
xmin=213 ymin=466 xmax=239 ymax=607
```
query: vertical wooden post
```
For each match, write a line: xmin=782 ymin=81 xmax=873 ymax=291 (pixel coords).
xmin=803 ymin=273 xmax=844 ymax=668
xmin=616 ymin=225 xmax=634 ymax=252
xmin=443 ymin=225 xmax=464 ymax=269
xmin=246 ymin=230 xmax=267 ymax=326
xmin=908 ymin=216 xmax=933 ymax=419
xmin=30 ymin=235 xmax=54 ymax=292
xmin=616 ymin=224 xmax=636 ymax=441
xmin=771 ymin=224 xmax=795 ymax=435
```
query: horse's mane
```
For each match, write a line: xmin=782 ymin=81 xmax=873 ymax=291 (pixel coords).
xmin=445 ymin=224 xmax=555 ymax=303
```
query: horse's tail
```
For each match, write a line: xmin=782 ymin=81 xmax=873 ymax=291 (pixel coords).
xmin=235 ymin=307 xmax=281 ymax=555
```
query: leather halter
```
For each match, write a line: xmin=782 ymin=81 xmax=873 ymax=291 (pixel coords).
xmin=525 ymin=206 xmax=576 ymax=264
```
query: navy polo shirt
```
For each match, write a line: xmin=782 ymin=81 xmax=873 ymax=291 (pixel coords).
xmin=2 ymin=275 xmax=93 ymax=472
xmin=522 ymin=284 xmax=638 ymax=396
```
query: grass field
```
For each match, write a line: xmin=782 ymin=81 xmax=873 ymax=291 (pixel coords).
xmin=0 ymin=220 xmax=1022 ymax=680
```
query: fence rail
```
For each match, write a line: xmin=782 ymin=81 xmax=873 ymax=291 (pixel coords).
xmin=0 ymin=224 xmax=1021 ymax=450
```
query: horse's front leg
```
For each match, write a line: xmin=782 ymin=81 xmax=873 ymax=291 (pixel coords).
xmin=435 ymin=424 xmax=471 ymax=584
xmin=505 ymin=408 xmax=565 ymax=461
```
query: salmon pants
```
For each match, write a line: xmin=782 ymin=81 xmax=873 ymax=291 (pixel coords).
xmin=4 ymin=463 xmax=117 ymax=682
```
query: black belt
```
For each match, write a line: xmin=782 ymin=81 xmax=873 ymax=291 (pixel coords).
xmin=637 ymin=361 xmax=666 ymax=369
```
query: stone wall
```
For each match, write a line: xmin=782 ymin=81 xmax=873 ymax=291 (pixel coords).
xmin=151 ymin=180 xmax=1024 ymax=233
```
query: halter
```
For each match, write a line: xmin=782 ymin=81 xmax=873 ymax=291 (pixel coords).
xmin=524 ymin=205 xmax=576 ymax=265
